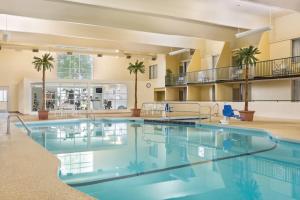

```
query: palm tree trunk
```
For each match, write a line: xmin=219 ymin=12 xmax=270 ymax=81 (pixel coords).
xmin=134 ymin=73 xmax=137 ymax=109
xmin=42 ymin=66 xmax=46 ymax=111
xmin=244 ymin=64 xmax=249 ymax=111
xmin=134 ymin=127 xmax=137 ymax=163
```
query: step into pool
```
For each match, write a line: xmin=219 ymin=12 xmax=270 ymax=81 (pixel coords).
xmin=20 ymin=119 xmax=300 ymax=200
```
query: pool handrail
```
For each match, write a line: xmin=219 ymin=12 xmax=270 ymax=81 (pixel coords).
xmin=7 ymin=114 xmax=31 ymax=135
xmin=141 ymin=102 xmax=212 ymax=121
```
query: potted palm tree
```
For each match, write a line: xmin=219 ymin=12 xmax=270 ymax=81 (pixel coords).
xmin=128 ymin=60 xmax=145 ymax=117
xmin=32 ymin=53 xmax=54 ymax=120
xmin=235 ymin=46 xmax=260 ymax=121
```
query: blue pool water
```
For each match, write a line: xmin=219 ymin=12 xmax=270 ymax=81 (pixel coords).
xmin=21 ymin=119 xmax=300 ymax=200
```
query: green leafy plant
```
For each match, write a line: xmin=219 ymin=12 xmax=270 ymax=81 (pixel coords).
xmin=166 ymin=69 xmax=173 ymax=76
xmin=32 ymin=53 xmax=54 ymax=111
xmin=128 ymin=60 xmax=145 ymax=110
xmin=235 ymin=46 xmax=260 ymax=111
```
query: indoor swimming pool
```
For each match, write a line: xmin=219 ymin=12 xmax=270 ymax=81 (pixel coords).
xmin=20 ymin=119 xmax=300 ymax=200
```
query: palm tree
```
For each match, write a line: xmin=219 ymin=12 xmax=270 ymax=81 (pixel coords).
xmin=128 ymin=60 xmax=145 ymax=117
xmin=32 ymin=53 xmax=54 ymax=119
xmin=235 ymin=46 xmax=260 ymax=121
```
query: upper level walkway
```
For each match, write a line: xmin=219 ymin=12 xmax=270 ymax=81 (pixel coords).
xmin=166 ymin=56 xmax=300 ymax=86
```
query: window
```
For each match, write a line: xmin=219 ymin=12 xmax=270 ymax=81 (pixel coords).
xmin=0 ymin=89 xmax=7 ymax=102
xmin=293 ymin=39 xmax=300 ymax=57
xmin=149 ymin=65 xmax=158 ymax=79
xmin=57 ymin=54 xmax=93 ymax=80
xmin=31 ymin=83 xmax=128 ymax=112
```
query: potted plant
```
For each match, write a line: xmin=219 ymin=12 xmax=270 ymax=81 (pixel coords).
xmin=235 ymin=45 xmax=260 ymax=121
xmin=128 ymin=60 xmax=145 ymax=117
xmin=32 ymin=53 xmax=54 ymax=120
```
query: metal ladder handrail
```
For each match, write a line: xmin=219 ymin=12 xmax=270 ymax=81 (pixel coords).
xmin=141 ymin=102 xmax=212 ymax=121
xmin=7 ymin=114 xmax=32 ymax=135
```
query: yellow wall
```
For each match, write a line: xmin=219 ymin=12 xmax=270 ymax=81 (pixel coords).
xmin=187 ymin=49 xmax=201 ymax=72
xmin=216 ymin=42 xmax=232 ymax=67
xmin=187 ymin=85 xmax=202 ymax=101
xmin=215 ymin=84 xmax=233 ymax=101
xmin=166 ymin=87 xmax=179 ymax=101
xmin=257 ymin=32 xmax=270 ymax=61
xmin=166 ymin=55 xmax=180 ymax=74
xmin=199 ymin=41 xmax=224 ymax=70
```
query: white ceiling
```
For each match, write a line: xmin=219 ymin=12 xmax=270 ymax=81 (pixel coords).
xmin=243 ymin=0 xmax=300 ymax=12
xmin=0 ymin=0 xmax=295 ymax=54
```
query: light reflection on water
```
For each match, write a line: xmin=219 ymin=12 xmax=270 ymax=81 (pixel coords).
xmin=27 ymin=120 xmax=300 ymax=200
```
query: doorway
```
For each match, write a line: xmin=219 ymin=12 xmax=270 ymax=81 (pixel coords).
xmin=179 ymin=88 xmax=187 ymax=101
xmin=0 ymin=87 xmax=8 ymax=112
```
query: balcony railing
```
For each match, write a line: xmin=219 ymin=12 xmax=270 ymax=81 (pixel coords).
xmin=166 ymin=56 xmax=300 ymax=86
xmin=165 ymin=73 xmax=187 ymax=86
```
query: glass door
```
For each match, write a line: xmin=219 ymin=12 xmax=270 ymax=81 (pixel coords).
xmin=0 ymin=87 xmax=8 ymax=112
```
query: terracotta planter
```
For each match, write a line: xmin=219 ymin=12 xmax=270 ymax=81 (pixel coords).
xmin=38 ymin=110 xmax=49 ymax=120
xmin=239 ymin=110 xmax=255 ymax=121
xmin=131 ymin=108 xmax=141 ymax=117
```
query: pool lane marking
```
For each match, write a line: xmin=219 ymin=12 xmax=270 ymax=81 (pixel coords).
xmin=69 ymin=143 xmax=277 ymax=187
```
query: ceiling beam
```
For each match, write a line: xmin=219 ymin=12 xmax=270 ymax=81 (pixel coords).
xmin=0 ymin=0 xmax=240 ymax=42
xmin=0 ymin=14 xmax=233 ymax=49
xmin=242 ymin=0 xmax=300 ymax=12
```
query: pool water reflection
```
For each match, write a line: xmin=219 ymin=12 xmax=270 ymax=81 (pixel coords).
xmin=25 ymin=120 xmax=300 ymax=200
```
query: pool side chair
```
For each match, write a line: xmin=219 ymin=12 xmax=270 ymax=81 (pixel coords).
xmin=220 ymin=105 xmax=240 ymax=124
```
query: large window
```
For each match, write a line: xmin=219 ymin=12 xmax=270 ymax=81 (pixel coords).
xmin=31 ymin=83 xmax=128 ymax=112
xmin=57 ymin=54 xmax=93 ymax=80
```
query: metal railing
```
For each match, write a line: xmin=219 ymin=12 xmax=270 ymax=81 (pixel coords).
xmin=166 ymin=56 xmax=300 ymax=86
xmin=7 ymin=114 xmax=31 ymax=135
xmin=165 ymin=74 xmax=187 ymax=86
xmin=141 ymin=102 xmax=212 ymax=121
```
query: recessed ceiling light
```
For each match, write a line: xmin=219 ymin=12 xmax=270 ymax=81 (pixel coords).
xmin=115 ymin=49 xmax=120 ymax=53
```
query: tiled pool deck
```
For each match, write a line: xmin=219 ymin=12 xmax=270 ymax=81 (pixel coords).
xmin=0 ymin=113 xmax=300 ymax=199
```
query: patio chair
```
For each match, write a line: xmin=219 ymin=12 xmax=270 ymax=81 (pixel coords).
xmin=220 ymin=104 xmax=240 ymax=124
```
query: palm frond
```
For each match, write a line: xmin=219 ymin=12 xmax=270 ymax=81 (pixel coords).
xmin=127 ymin=60 xmax=146 ymax=75
xmin=32 ymin=53 xmax=55 ymax=72
xmin=235 ymin=45 xmax=261 ymax=66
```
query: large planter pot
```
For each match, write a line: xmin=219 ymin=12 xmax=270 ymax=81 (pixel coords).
xmin=38 ymin=110 xmax=49 ymax=120
xmin=239 ymin=110 xmax=255 ymax=121
xmin=131 ymin=108 xmax=141 ymax=117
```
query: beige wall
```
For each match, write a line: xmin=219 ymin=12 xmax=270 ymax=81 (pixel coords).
xmin=251 ymin=80 xmax=292 ymax=101
xmin=269 ymin=13 xmax=300 ymax=59
xmin=271 ymin=13 xmax=300 ymax=43
xmin=270 ymin=40 xmax=292 ymax=59
xmin=0 ymin=49 xmax=164 ymax=112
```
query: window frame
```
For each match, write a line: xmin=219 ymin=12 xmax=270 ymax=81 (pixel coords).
xmin=57 ymin=54 xmax=94 ymax=80
xmin=149 ymin=64 xmax=158 ymax=79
